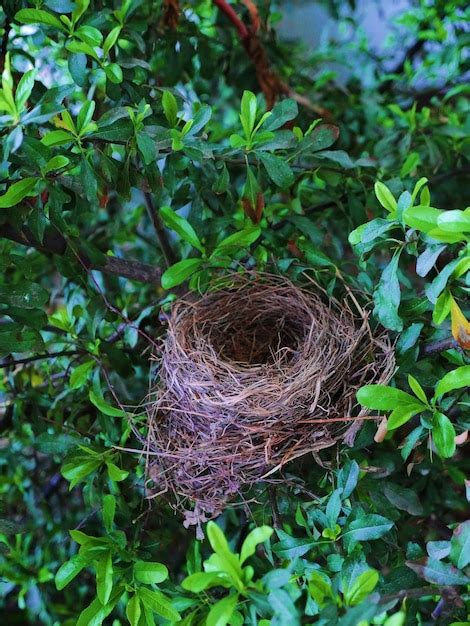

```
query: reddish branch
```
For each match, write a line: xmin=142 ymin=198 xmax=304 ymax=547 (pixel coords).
xmin=212 ymin=0 xmax=330 ymax=115
xmin=213 ymin=0 xmax=288 ymax=108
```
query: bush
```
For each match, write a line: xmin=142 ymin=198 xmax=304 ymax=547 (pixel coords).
xmin=0 ymin=0 xmax=468 ymax=624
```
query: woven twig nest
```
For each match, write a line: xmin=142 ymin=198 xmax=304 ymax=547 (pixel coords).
xmin=145 ymin=274 xmax=394 ymax=530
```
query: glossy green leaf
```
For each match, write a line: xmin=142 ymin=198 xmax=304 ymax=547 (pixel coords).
xmin=102 ymin=494 xmax=116 ymax=532
xmin=434 ymin=366 xmax=470 ymax=398
xmin=344 ymin=569 xmax=379 ymax=606
xmin=0 ymin=178 xmax=38 ymax=208
xmin=206 ymin=594 xmax=238 ymax=626
xmin=89 ymin=390 xmax=126 ymax=417
xmin=15 ymin=8 xmax=67 ymax=31
xmin=126 ymin=595 xmax=141 ymax=626
xmin=134 ymin=561 xmax=168 ymax=584
xmin=357 ymin=385 xmax=424 ymax=411
xmin=240 ymin=526 xmax=273 ymax=565
xmin=96 ymin=551 xmax=113 ymax=605
xmin=162 ymin=91 xmax=178 ymax=126
xmin=432 ymin=412 xmax=456 ymax=458
xmin=137 ymin=588 xmax=180 ymax=622
xmin=161 ymin=258 xmax=203 ymax=289
xmin=160 ymin=206 xmax=204 ymax=252
xmin=374 ymin=181 xmax=397 ymax=213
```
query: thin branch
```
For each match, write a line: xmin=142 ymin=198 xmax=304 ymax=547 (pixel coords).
xmin=143 ymin=191 xmax=176 ymax=267
xmin=0 ymin=350 xmax=80 ymax=369
xmin=0 ymin=224 xmax=162 ymax=285
xmin=420 ymin=338 xmax=461 ymax=357
xmin=0 ymin=16 xmax=11 ymax=74
xmin=213 ymin=0 xmax=249 ymax=41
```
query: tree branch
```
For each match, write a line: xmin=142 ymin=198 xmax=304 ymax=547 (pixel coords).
xmin=143 ymin=191 xmax=176 ymax=267
xmin=0 ymin=224 xmax=162 ymax=285
xmin=420 ymin=338 xmax=461 ymax=357
xmin=0 ymin=350 xmax=80 ymax=369
xmin=0 ymin=16 xmax=11 ymax=75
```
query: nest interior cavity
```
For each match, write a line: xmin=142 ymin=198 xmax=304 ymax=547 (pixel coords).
xmin=144 ymin=274 xmax=394 ymax=528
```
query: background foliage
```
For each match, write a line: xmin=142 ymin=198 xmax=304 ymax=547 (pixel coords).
xmin=0 ymin=0 xmax=469 ymax=624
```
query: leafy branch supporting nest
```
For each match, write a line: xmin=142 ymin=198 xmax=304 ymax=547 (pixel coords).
xmin=143 ymin=274 xmax=394 ymax=533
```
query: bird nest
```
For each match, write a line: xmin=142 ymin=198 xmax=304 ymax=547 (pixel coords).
xmin=144 ymin=274 xmax=394 ymax=532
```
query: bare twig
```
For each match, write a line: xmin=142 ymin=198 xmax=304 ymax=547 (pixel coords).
xmin=143 ymin=191 xmax=176 ymax=267
xmin=0 ymin=224 xmax=162 ymax=285
xmin=0 ymin=350 xmax=80 ymax=369
xmin=420 ymin=338 xmax=461 ymax=357
xmin=0 ymin=17 xmax=11 ymax=74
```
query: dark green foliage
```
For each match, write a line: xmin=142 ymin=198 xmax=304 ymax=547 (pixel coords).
xmin=0 ymin=0 xmax=469 ymax=624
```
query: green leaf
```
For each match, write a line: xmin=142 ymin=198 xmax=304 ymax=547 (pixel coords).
xmin=187 ymin=104 xmax=212 ymax=135
xmin=303 ymin=124 xmax=339 ymax=152
xmin=0 ymin=178 xmax=38 ymax=208
xmin=348 ymin=218 xmax=396 ymax=246
xmin=89 ymin=390 xmax=126 ymax=417
xmin=96 ymin=551 xmax=113 ymax=605
xmin=206 ymin=594 xmax=238 ymax=626
xmin=308 ymin=571 xmax=333 ymax=607
xmin=411 ymin=177 xmax=428 ymax=202
xmin=15 ymin=70 xmax=36 ymax=111
xmin=76 ymin=587 xmax=123 ymax=626
xmin=400 ymin=152 xmax=420 ymax=177
xmin=432 ymin=289 xmax=452 ymax=325
xmin=437 ymin=210 xmax=470 ymax=233
xmin=104 ymin=63 xmax=123 ymax=84
xmin=374 ymin=181 xmax=397 ymax=213
xmin=162 ymin=91 xmax=178 ymax=126
xmin=103 ymin=494 xmax=116 ymax=532
xmin=61 ymin=458 xmax=101 ymax=489
xmin=137 ymin=588 xmax=181 ymax=622
xmin=342 ymin=515 xmax=394 ymax=551
xmin=103 ymin=26 xmax=121 ymax=57
xmin=343 ymin=569 xmax=379 ymax=606
xmin=160 ymin=206 xmax=204 ymax=253
xmin=388 ymin=405 xmax=423 ymax=430
xmin=44 ymin=155 xmax=70 ymax=173
xmin=382 ymin=482 xmax=423 ymax=515
xmin=77 ymin=100 xmax=95 ymax=134
xmin=181 ymin=572 xmax=229 ymax=592
xmin=134 ymin=561 xmax=168 ymax=584
xmin=136 ymin=132 xmax=157 ymax=165
xmin=434 ymin=366 xmax=470 ymax=398
xmin=259 ymin=152 xmax=294 ymax=188
xmin=403 ymin=205 xmax=442 ymax=232
xmin=212 ymin=226 xmax=261 ymax=257
xmin=406 ymin=558 xmax=469 ymax=586
xmin=41 ymin=129 xmax=75 ymax=147
xmin=263 ymin=98 xmax=298 ymax=131
xmin=206 ymin=522 xmax=244 ymax=587
xmin=240 ymin=526 xmax=273 ymax=565
xmin=240 ymin=90 xmax=257 ymax=138
xmin=70 ymin=360 xmax=95 ymax=389
xmin=126 ymin=594 xmax=141 ymax=626
xmin=357 ymin=385 xmax=424 ymax=411
xmin=407 ymin=375 xmax=428 ymax=404
xmin=450 ymin=521 xmax=470 ymax=569
xmin=0 ymin=323 xmax=44 ymax=355
xmin=161 ymin=258 xmax=203 ymax=290
xmin=68 ymin=53 xmax=87 ymax=87
xmin=106 ymin=462 xmax=129 ymax=482
xmin=432 ymin=412 xmax=456 ymax=458
xmin=373 ymin=254 xmax=403 ymax=331
xmin=15 ymin=8 xmax=67 ymax=31
xmin=0 ymin=282 xmax=48 ymax=308
xmin=55 ymin=554 xmax=89 ymax=590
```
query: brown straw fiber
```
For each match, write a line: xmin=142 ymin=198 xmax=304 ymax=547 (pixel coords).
xmin=143 ymin=273 xmax=394 ymax=531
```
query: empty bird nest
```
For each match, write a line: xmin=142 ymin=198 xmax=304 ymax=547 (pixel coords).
xmin=143 ymin=273 xmax=394 ymax=532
